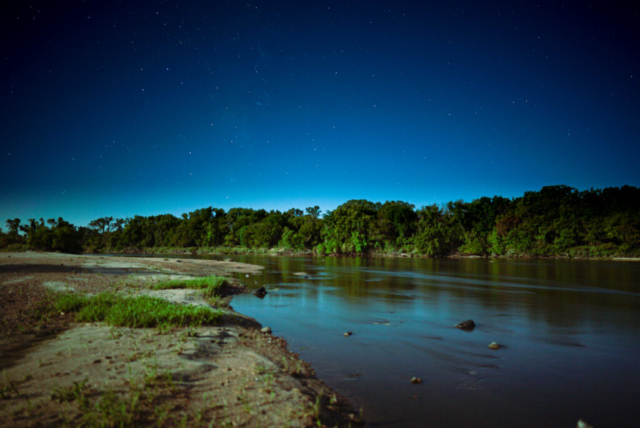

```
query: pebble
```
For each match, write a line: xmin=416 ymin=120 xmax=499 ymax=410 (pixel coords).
xmin=455 ymin=319 xmax=476 ymax=330
xmin=488 ymin=342 xmax=501 ymax=350
xmin=411 ymin=377 xmax=422 ymax=384
xmin=344 ymin=332 xmax=353 ymax=337
xmin=254 ymin=286 xmax=267 ymax=296
xmin=261 ymin=326 xmax=272 ymax=334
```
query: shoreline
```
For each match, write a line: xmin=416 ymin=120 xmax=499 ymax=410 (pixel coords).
xmin=92 ymin=246 xmax=640 ymax=262
xmin=0 ymin=252 xmax=362 ymax=427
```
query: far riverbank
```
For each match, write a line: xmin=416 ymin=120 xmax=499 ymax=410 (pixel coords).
xmin=98 ymin=245 xmax=640 ymax=262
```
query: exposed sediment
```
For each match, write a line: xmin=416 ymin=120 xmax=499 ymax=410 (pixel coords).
xmin=0 ymin=252 xmax=361 ymax=427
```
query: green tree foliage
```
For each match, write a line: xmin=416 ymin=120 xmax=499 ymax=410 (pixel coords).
xmin=5 ymin=218 xmax=21 ymax=235
xmin=223 ymin=208 xmax=266 ymax=246
xmin=0 ymin=219 xmax=26 ymax=249
xmin=414 ymin=205 xmax=461 ymax=256
xmin=240 ymin=211 xmax=284 ymax=248
xmin=278 ymin=207 xmax=324 ymax=250
xmin=305 ymin=206 xmax=321 ymax=219
xmin=322 ymin=200 xmax=380 ymax=253
xmin=375 ymin=201 xmax=417 ymax=249
xmin=3 ymin=185 xmax=639 ymax=257
xmin=12 ymin=217 xmax=84 ymax=254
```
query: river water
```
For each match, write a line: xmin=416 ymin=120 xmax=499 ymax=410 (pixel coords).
xmin=199 ymin=256 xmax=639 ymax=427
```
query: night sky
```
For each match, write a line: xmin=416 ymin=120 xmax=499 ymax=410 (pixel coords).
xmin=2 ymin=1 xmax=639 ymax=227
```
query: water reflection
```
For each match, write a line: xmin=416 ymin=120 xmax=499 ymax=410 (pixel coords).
xmin=206 ymin=255 xmax=640 ymax=427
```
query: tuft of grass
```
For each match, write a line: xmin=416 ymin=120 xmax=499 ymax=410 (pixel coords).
xmin=49 ymin=363 xmax=187 ymax=426
xmin=151 ymin=276 xmax=228 ymax=298
xmin=54 ymin=293 xmax=89 ymax=313
xmin=55 ymin=293 xmax=222 ymax=329
xmin=51 ymin=379 xmax=89 ymax=407
xmin=1 ymin=380 xmax=20 ymax=399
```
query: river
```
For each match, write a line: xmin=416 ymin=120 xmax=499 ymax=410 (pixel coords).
xmin=190 ymin=255 xmax=640 ymax=427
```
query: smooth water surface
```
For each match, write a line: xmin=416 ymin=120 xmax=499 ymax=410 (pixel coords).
xmin=214 ymin=256 xmax=639 ymax=427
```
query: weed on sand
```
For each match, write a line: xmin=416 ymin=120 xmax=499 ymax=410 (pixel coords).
xmin=55 ymin=293 xmax=222 ymax=329
xmin=150 ymin=275 xmax=229 ymax=305
xmin=49 ymin=367 xmax=185 ymax=426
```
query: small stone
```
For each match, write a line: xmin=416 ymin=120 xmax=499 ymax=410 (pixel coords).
xmin=344 ymin=332 xmax=353 ymax=337
xmin=261 ymin=326 xmax=272 ymax=334
xmin=254 ymin=286 xmax=267 ymax=297
xmin=455 ymin=319 xmax=476 ymax=330
xmin=411 ymin=377 xmax=422 ymax=384
xmin=576 ymin=420 xmax=594 ymax=428
xmin=488 ymin=342 xmax=501 ymax=350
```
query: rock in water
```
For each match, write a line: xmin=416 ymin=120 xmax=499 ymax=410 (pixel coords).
xmin=344 ymin=332 xmax=353 ymax=337
xmin=488 ymin=342 xmax=501 ymax=350
xmin=455 ymin=320 xmax=476 ymax=330
xmin=576 ymin=420 xmax=594 ymax=428
xmin=261 ymin=326 xmax=272 ymax=334
xmin=410 ymin=377 xmax=422 ymax=384
xmin=253 ymin=286 xmax=267 ymax=297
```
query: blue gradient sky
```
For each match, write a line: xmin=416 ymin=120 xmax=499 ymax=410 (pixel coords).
xmin=2 ymin=1 xmax=639 ymax=226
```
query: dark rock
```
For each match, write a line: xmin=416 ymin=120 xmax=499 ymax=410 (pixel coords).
xmin=253 ymin=286 xmax=267 ymax=297
xmin=456 ymin=320 xmax=476 ymax=330
xmin=344 ymin=332 xmax=353 ymax=337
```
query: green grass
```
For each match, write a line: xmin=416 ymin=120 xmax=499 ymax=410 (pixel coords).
xmin=150 ymin=275 xmax=228 ymax=299
xmin=55 ymin=293 xmax=89 ymax=313
xmin=54 ymin=293 xmax=221 ymax=329
xmin=49 ymin=366 xmax=185 ymax=426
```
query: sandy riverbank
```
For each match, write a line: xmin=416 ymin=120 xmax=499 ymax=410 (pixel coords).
xmin=0 ymin=252 xmax=361 ymax=427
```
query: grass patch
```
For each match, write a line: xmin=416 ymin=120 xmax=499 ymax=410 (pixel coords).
xmin=50 ymin=370 xmax=184 ymax=426
xmin=55 ymin=293 xmax=221 ymax=328
xmin=54 ymin=293 xmax=88 ymax=313
xmin=151 ymin=275 xmax=228 ymax=301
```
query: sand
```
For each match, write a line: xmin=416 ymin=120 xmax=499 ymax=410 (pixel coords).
xmin=0 ymin=252 xmax=361 ymax=427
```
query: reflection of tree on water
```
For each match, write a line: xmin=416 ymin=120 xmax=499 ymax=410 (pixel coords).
xmin=233 ymin=254 xmax=640 ymax=332
xmin=229 ymin=254 xmax=640 ymax=428
xmin=255 ymin=256 xmax=640 ymax=330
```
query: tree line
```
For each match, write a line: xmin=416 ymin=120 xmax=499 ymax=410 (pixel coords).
xmin=2 ymin=185 xmax=639 ymax=257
